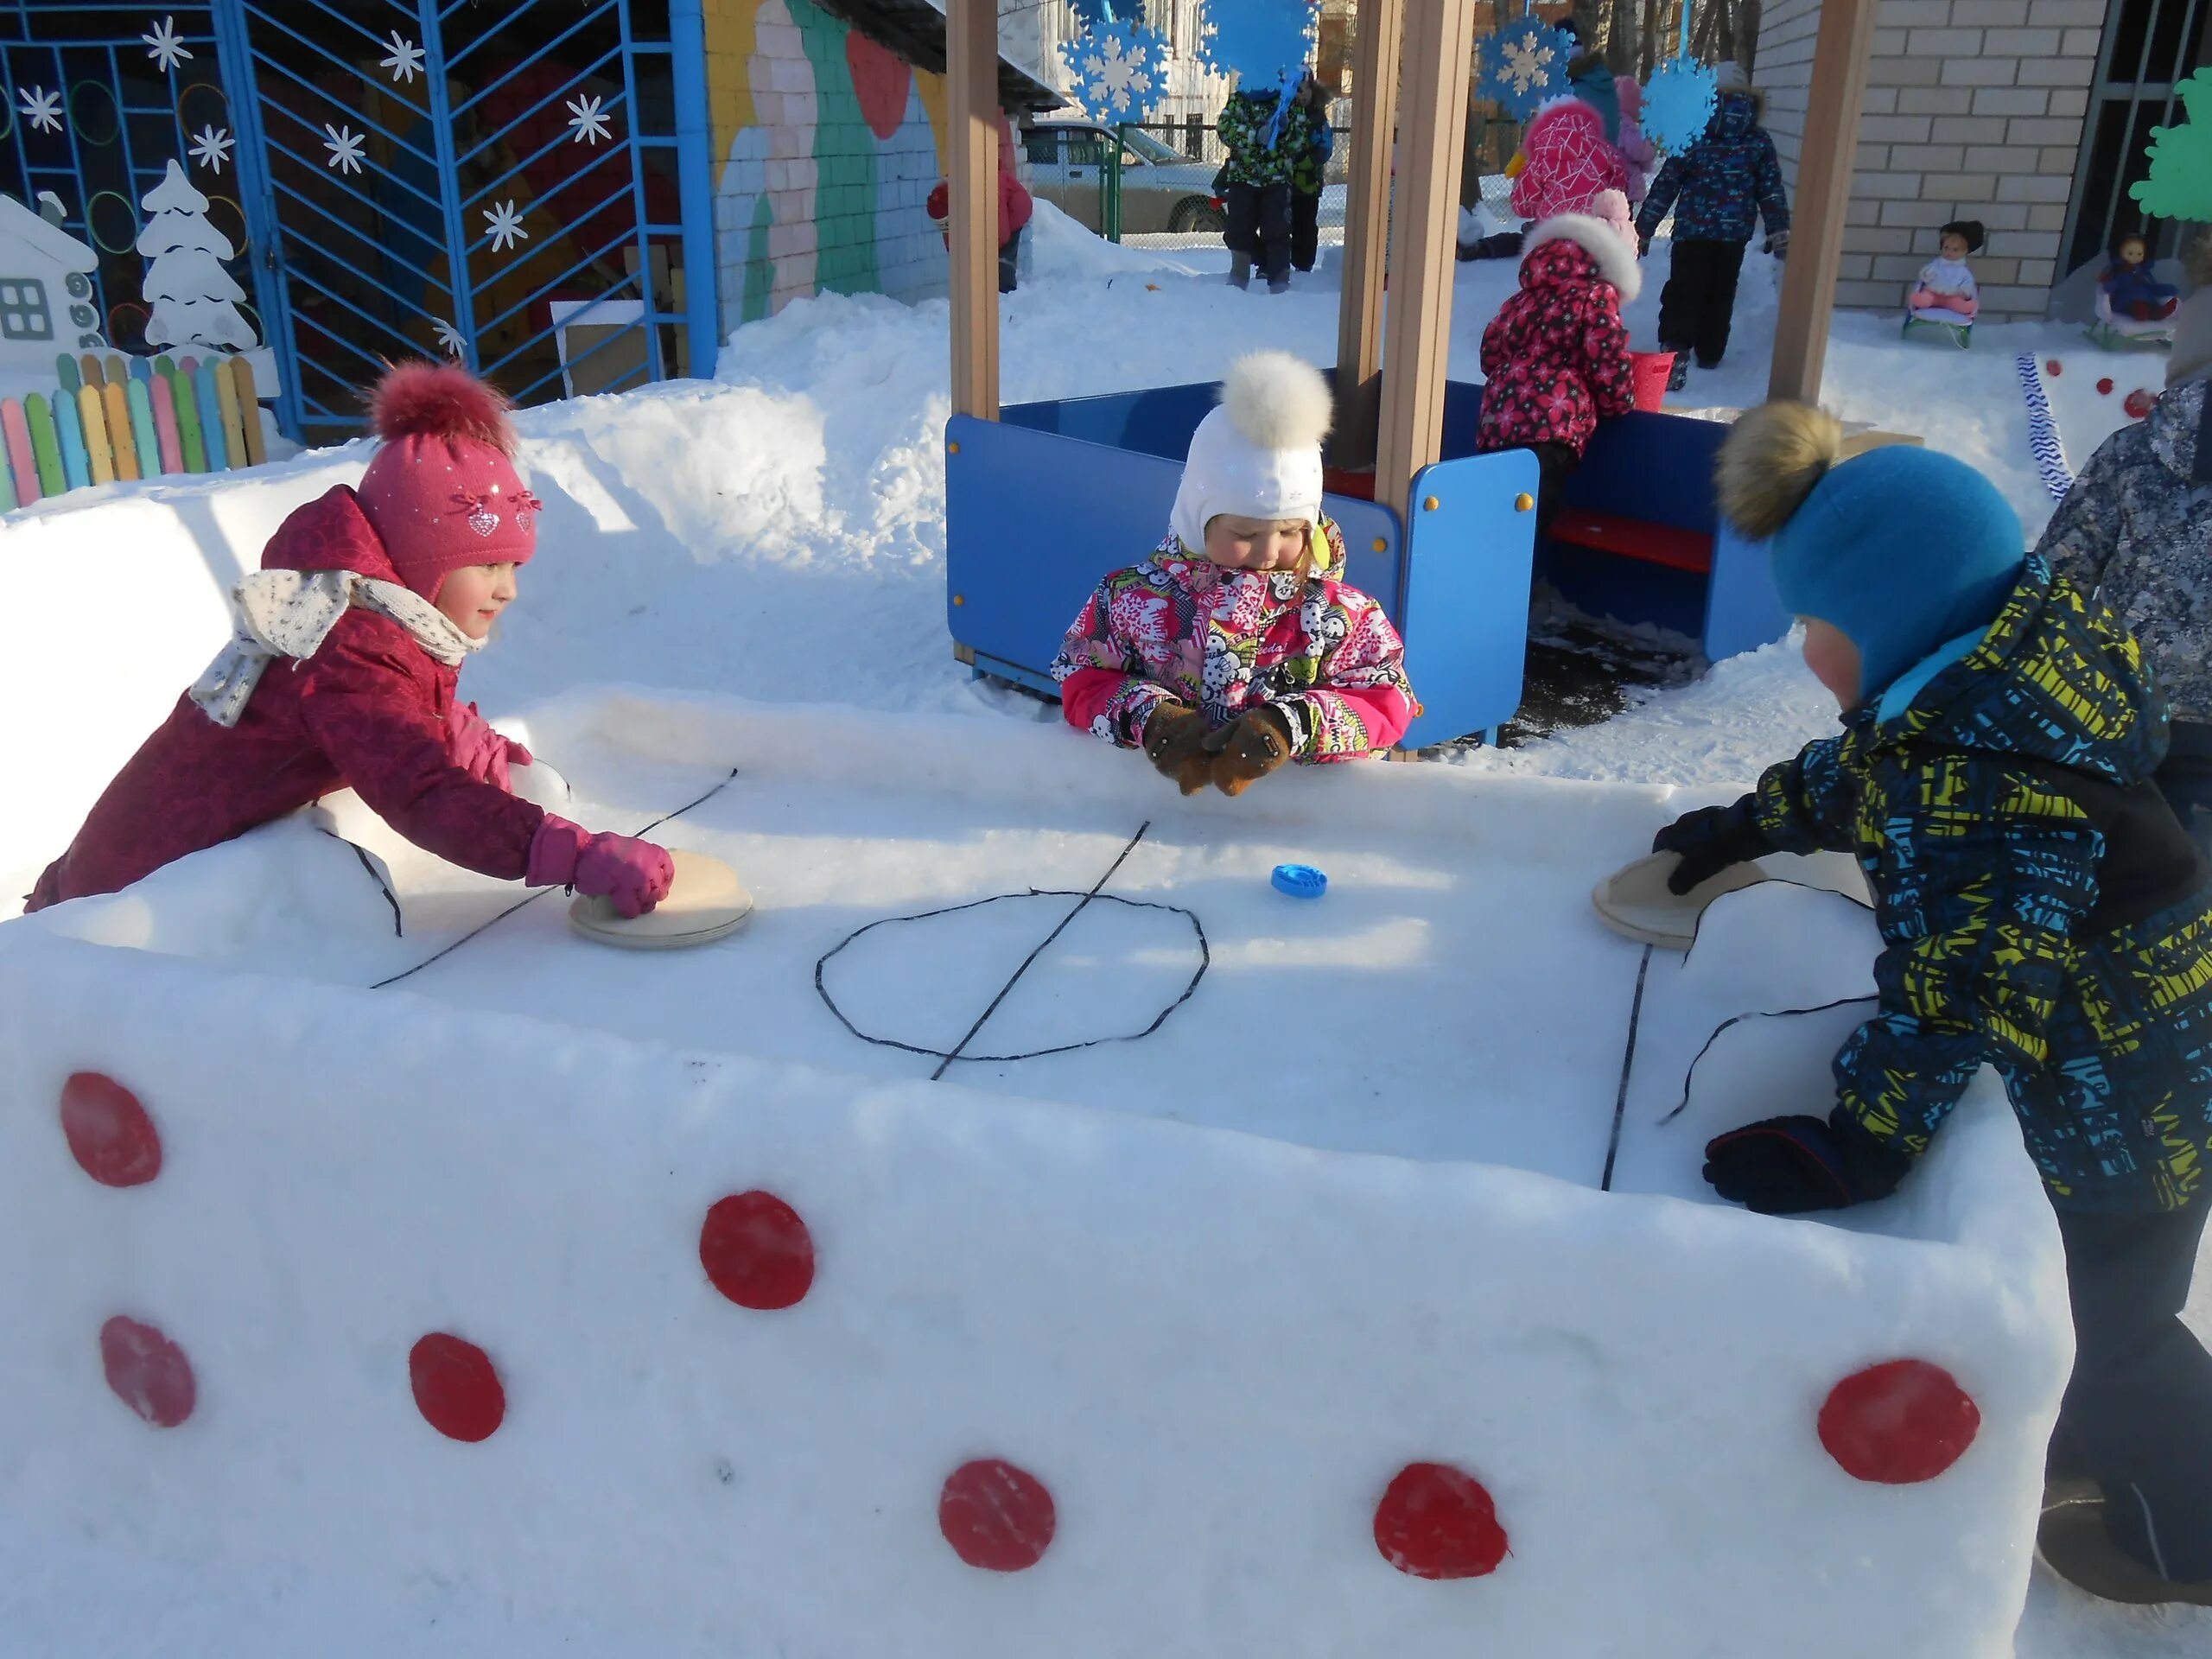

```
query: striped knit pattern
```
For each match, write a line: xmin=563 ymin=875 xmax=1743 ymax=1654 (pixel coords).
xmin=2018 ymin=352 xmax=2073 ymax=503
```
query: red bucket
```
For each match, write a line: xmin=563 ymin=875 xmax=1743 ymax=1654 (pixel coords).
xmin=1629 ymin=351 xmax=1675 ymax=411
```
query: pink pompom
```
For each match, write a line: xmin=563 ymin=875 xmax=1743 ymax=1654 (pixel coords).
xmin=366 ymin=361 xmax=517 ymax=456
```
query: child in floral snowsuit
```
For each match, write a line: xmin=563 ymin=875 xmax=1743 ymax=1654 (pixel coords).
xmin=1052 ymin=353 xmax=1416 ymax=795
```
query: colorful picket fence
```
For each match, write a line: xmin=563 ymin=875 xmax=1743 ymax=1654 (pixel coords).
xmin=0 ymin=353 xmax=269 ymax=515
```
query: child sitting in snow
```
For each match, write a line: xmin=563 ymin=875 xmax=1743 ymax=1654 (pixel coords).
xmin=1052 ymin=352 xmax=1416 ymax=794
xmin=1653 ymin=402 xmax=2212 ymax=1606
xmin=2101 ymin=231 xmax=2179 ymax=322
xmin=1475 ymin=210 xmax=1640 ymax=526
xmin=24 ymin=363 xmax=674 ymax=919
xmin=1907 ymin=218 xmax=1982 ymax=320
xmin=1633 ymin=73 xmax=1790 ymax=390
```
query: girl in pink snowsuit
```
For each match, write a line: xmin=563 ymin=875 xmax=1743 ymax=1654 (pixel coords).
xmin=1052 ymin=352 xmax=1416 ymax=796
xmin=26 ymin=364 xmax=673 ymax=918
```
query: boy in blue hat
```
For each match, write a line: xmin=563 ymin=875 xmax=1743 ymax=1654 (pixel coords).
xmin=1650 ymin=402 xmax=2212 ymax=1606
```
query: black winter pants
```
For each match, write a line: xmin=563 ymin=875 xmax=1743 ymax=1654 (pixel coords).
xmin=1656 ymin=238 xmax=1749 ymax=367
xmin=1224 ymin=181 xmax=1292 ymax=287
xmin=1291 ymin=189 xmax=1321 ymax=272
xmin=2157 ymin=722 xmax=2212 ymax=859
xmin=999 ymin=228 xmax=1020 ymax=295
xmin=2050 ymin=1198 xmax=2212 ymax=1580
xmin=1529 ymin=440 xmax=1581 ymax=532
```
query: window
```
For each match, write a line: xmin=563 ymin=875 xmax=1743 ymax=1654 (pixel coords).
xmin=1122 ymin=127 xmax=1185 ymax=165
xmin=1023 ymin=128 xmax=1059 ymax=166
xmin=0 ymin=278 xmax=53 ymax=342
xmin=1064 ymin=130 xmax=1107 ymax=167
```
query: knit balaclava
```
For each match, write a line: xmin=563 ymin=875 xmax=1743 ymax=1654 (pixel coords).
xmin=355 ymin=361 xmax=539 ymax=600
xmin=1719 ymin=404 xmax=2024 ymax=703
xmin=1169 ymin=352 xmax=1333 ymax=557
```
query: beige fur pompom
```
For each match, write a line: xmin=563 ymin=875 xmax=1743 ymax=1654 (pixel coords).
xmin=1222 ymin=350 xmax=1334 ymax=452
xmin=1716 ymin=402 xmax=1846 ymax=541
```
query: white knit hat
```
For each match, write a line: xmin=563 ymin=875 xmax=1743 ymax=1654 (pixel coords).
xmin=1168 ymin=351 xmax=1333 ymax=556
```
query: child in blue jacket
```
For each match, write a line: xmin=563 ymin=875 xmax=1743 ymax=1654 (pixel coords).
xmin=1633 ymin=79 xmax=1789 ymax=388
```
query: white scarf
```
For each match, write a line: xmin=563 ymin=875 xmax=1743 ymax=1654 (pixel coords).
xmin=188 ymin=569 xmax=482 ymax=728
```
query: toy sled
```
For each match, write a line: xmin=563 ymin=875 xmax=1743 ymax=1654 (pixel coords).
xmin=1902 ymin=311 xmax=1972 ymax=349
xmin=2084 ymin=290 xmax=2177 ymax=353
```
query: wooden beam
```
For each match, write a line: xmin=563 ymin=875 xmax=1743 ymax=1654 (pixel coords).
xmin=1374 ymin=0 xmax=1477 ymax=519
xmin=947 ymin=0 xmax=1001 ymax=420
xmin=1332 ymin=0 xmax=1404 ymax=470
xmin=1767 ymin=0 xmax=1875 ymax=404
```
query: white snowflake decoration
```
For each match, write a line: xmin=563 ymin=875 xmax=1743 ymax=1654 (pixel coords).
xmin=379 ymin=32 xmax=425 ymax=86
xmin=143 ymin=16 xmax=193 ymax=73
xmin=322 ymin=124 xmax=365 ymax=175
xmin=18 ymin=86 xmax=62 ymax=136
xmin=565 ymin=93 xmax=613 ymax=145
xmin=483 ymin=200 xmax=529 ymax=253
xmin=1475 ymin=20 xmax=1572 ymax=121
xmin=1060 ymin=20 xmax=1171 ymax=122
xmin=433 ymin=318 xmax=467 ymax=359
xmin=188 ymin=124 xmax=233 ymax=174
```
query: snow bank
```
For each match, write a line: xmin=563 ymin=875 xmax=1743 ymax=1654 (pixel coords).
xmin=0 ymin=689 xmax=2070 ymax=1658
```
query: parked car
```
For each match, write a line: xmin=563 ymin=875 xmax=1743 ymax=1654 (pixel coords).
xmin=1018 ymin=121 xmax=1225 ymax=235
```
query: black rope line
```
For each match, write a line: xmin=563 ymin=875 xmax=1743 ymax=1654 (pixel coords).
xmin=369 ymin=766 xmax=741 ymax=991
xmin=1656 ymin=995 xmax=1880 ymax=1126
xmin=318 ymin=829 xmax=403 ymax=938
xmin=814 ymin=888 xmax=1209 ymax=1065
xmin=1600 ymin=944 xmax=1652 ymax=1192
xmin=929 ymin=821 xmax=1153 ymax=1080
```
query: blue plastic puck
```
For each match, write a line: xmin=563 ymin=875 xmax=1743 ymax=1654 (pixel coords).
xmin=1271 ymin=863 xmax=1328 ymax=899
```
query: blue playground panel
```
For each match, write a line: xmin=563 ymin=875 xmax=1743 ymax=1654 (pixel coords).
xmin=946 ymin=378 xmax=1788 ymax=748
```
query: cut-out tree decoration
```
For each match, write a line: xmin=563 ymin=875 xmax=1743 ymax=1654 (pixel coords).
xmin=1476 ymin=18 xmax=1572 ymax=122
xmin=1642 ymin=57 xmax=1719 ymax=155
xmin=137 ymin=158 xmax=257 ymax=353
xmin=2130 ymin=69 xmax=2212 ymax=222
xmin=1062 ymin=18 xmax=1172 ymax=123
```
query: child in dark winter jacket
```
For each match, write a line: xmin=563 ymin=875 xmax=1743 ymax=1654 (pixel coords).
xmin=1657 ymin=403 xmax=2212 ymax=1605
xmin=1475 ymin=213 xmax=1640 ymax=526
xmin=1052 ymin=352 xmax=1416 ymax=793
xmin=1287 ymin=74 xmax=1334 ymax=276
xmin=1633 ymin=86 xmax=1789 ymax=385
xmin=25 ymin=364 xmax=675 ymax=919
xmin=2038 ymin=234 xmax=2212 ymax=859
xmin=1217 ymin=81 xmax=1316 ymax=293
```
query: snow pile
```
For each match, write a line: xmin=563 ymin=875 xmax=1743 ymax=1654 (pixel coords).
xmin=0 ymin=690 xmax=2070 ymax=1659
xmin=1024 ymin=199 xmax=1202 ymax=283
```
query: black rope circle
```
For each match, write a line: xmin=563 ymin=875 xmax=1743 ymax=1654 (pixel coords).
xmin=815 ymin=889 xmax=1210 ymax=1066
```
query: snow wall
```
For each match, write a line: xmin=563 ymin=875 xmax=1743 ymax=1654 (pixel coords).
xmin=0 ymin=693 xmax=2075 ymax=1659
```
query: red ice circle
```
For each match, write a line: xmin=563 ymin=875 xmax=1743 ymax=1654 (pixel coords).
xmin=1819 ymin=1358 xmax=1980 ymax=1483
xmin=100 ymin=1315 xmax=196 ymax=1427
xmin=700 ymin=1191 xmax=816 ymax=1311
xmin=409 ymin=1333 xmax=506 ymax=1443
xmin=60 ymin=1071 xmax=162 ymax=1187
xmin=2097 ymin=376 xmax=2115 ymax=395
xmin=939 ymin=1459 xmax=1056 ymax=1571
xmin=1373 ymin=1462 xmax=1510 ymax=1580
xmin=2045 ymin=359 xmax=2063 ymax=376
xmin=2124 ymin=387 xmax=2156 ymax=421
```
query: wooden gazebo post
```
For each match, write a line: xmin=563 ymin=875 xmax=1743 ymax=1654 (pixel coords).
xmin=1332 ymin=0 xmax=1405 ymax=470
xmin=948 ymin=0 xmax=1001 ymax=421
xmin=1372 ymin=0 xmax=1478 ymax=519
xmin=1767 ymin=0 xmax=1876 ymax=404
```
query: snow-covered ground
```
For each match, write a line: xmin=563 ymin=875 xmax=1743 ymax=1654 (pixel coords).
xmin=2 ymin=207 xmax=2207 ymax=1654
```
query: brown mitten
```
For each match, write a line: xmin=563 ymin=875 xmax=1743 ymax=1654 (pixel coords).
xmin=1205 ymin=705 xmax=1295 ymax=797
xmin=1142 ymin=703 xmax=1216 ymax=796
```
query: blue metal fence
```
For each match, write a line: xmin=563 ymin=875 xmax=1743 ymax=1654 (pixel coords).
xmin=3 ymin=2 xmax=715 ymax=448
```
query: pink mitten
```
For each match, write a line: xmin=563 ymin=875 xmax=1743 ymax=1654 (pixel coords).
xmin=445 ymin=701 xmax=533 ymax=793
xmin=526 ymin=816 xmax=675 ymax=918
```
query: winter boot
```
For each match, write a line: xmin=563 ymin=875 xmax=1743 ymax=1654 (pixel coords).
xmin=1268 ymin=276 xmax=1291 ymax=296
xmin=1666 ymin=354 xmax=1690 ymax=393
xmin=1695 ymin=353 xmax=1724 ymax=371
xmin=1229 ymin=254 xmax=1252 ymax=290
xmin=2037 ymin=1484 xmax=2212 ymax=1607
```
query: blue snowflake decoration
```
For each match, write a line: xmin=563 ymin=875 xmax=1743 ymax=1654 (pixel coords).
xmin=1475 ymin=20 xmax=1573 ymax=122
xmin=1062 ymin=19 xmax=1173 ymax=122
xmin=1641 ymin=58 xmax=1719 ymax=156
xmin=1197 ymin=0 xmax=1320 ymax=85
xmin=1067 ymin=0 xmax=1120 ymax=27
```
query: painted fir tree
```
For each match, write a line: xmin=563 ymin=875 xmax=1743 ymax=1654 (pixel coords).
xmin=2131 ymin=68 xmax=2212 ymax=223
xmin=136 ymin=158 xmax=257 ymax=353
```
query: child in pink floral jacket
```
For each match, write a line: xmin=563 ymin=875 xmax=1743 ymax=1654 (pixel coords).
xmin=1052 ymin=352 xmax=1417 ymax=796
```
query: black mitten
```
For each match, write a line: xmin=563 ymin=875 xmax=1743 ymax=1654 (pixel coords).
xmin=1703 ymin=1111 xmax=1913 ymax=1216
xmin=1651 ymin=797 xmax=1768 ymax=895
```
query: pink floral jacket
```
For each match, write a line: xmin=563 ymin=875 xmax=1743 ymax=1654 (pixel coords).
xmin=1051 ymin=518 xmax=1418 ymax=761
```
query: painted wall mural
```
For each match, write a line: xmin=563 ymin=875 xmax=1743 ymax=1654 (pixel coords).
xmin=702 ymin=0 xmax=951 ymax=326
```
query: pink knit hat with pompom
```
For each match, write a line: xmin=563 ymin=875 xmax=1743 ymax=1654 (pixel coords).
xmin=355 ymin=362 xmax=540 ymax=599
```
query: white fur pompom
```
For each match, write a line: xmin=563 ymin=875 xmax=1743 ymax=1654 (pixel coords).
xmin=1221 ymin=350 xmax=1333 ymax=453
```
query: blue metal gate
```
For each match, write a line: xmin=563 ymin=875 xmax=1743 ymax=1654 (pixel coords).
xmin=211 ymin=0 xmax=715 ymax=446
xmin=0 ymin=4 xmax=254 ymax=357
